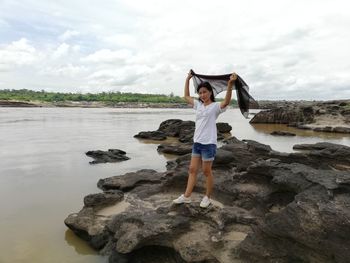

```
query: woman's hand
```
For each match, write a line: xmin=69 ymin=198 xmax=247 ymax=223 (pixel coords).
xmin=186 ymin=71 xmax=193 ymax=81
xmin=228 ymin=73 xmax=237 ymax=85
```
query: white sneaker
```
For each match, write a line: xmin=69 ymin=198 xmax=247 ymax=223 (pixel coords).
xmin=200 ymin=196 xmax=211 ymax=208
xmin=173 ymin=194 xmax=191 ymax=204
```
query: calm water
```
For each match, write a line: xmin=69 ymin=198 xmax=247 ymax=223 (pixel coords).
xmin=0 ymin=107 xmax=349 ymax=263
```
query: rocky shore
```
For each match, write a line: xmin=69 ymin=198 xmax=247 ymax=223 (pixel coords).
xmin=0 ymin=100 xmax=189 ymax=108
xmin=251 ymin=100 xmax=350 ymax=134
xmin=0 ymin=100 xmax=41 ymax=107
xmin=65 ymin=119 xmax=350 ymax=263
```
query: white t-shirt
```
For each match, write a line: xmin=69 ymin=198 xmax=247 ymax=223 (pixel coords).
xmin=193 ymin=100 xmax=226 ymax=145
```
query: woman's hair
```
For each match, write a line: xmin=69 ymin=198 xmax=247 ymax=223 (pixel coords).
xmin=197 ymin=81 xmax=215 ymax=102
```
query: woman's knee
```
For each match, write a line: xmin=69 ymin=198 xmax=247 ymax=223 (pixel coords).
xmin=188 ymin=165 xmax=198 ymax=175
xmin=202 ymin=168 xmax=212 ymax=177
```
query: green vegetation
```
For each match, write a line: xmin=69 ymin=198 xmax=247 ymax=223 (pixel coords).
xmin=0 ymin=89 xmax=184 ymax=103
xmin=0 ymin=89 xmax=238 ymax=105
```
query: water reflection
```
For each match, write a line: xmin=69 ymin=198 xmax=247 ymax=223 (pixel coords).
xmin=251 ymin=123 xmax=350 ymax=139
xmin=65 ymin=230 xmax=98 ymax=255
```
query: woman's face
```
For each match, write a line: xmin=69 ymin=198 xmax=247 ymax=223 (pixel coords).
xmin=198 ymin=87 xmax=212 ymax=103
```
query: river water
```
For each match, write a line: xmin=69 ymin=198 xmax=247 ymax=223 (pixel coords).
xmin=0 ymin=107 xmax=349 ymax=263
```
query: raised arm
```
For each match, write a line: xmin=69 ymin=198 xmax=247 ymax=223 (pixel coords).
xmin=183 ymin=72 xmax=194 ymax=106
xmin=221 ymin=73 xmax=237 ymax=109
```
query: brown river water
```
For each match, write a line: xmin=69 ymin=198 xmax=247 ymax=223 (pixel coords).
xmin=0 ymin=107 xmax=349 ymax=263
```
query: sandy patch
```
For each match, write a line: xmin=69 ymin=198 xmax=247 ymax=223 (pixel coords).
xmin=96 ymin=200 xmax=130 ymax=216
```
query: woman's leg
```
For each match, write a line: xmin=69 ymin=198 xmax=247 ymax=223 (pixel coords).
xmin=202 ymin=161 xmax=214 ymax=197
xmin=184 ymin=156 xmax=201 ymax=197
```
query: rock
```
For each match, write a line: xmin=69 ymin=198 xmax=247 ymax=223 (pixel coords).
xmin=157 ymin=143 xmax=192 ymax=155
xmin=157 ymin=119 xmax=183 ymax=137
xmin=313 ymin=126 xmax=333 ymax=132
xmin=316 ymin=109 xmax=326 ymax=114
xmin=84 ymin=190 xmax=124 ymax=207
xmin=292 ymin=143 xmax=350 ymax=166
xmin=341 ymin=109 xmax=350 ymax=116
xmin=108 ymin=211 xmax=191 ymax=254
xmin=97 ymin=169 xmax=163 ymax=191
xmin=243 ymin=140 xmax=273 ymax=153
xmin=222 ymin=136 xmax=242 ymax=145
xmin=213 ymin=149 xmax=236 ymax=166
xmin=333 ymin=126 xmax=350 ymax=133
xmin=178 ymin=121 xmax=195 ymax=143
xmin=239 ymin=185 xmax=350 ymax=263
xmin=64 ymin=208 xmax=110 ymax=250
xmin=109 ymin=246 xmax=187 ymax=263
xmin=249 ymin=107 xmax=305 ymax=124
xmin=67 ymin=137 xmax=350 ymax=263
xmin=216 ymin=132 xmax=225 ymax=141
xmin=270 ymin=131 xmax=296 ymax=136
xmin=216 ymin=122 xmax=232 ymax=133
xmin=134 ymin=131 xmax=167 ymax=140
xmin=86 ymin=149 xmax=130 ymax=164
xmin=0 ymin=100 xmax=40 ymax=107
xmin=250 ymin=100 xmax=350 ymax=134
xmin=296 ymin=124 xmax=312 ymax=130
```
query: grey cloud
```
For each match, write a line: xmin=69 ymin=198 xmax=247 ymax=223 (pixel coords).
xmin=252 ymin=28 xmax=313 ymax=52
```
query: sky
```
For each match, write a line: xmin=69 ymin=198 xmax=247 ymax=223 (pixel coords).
xmin=0 ymin=0 xmax=349 ymax=100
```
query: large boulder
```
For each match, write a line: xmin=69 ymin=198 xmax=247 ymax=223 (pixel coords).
xmin=157 ymin=119 xmax=183 ymax=137
xmin=250 ymin=100 xmax=350 ymax=134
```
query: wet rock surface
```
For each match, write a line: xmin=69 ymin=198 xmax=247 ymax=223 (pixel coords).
xmin=270 ymin=131 xmax=296 ymax=136
xmin=157 ymin=143 xmax=193 ymax=155
xmin=85 ymin=149 xmax=130 ymax=164
xmin=133 ymin=131 xmax=167 ymax=140
xmin=66 ymin=138 xmax=350 ymax=263
xmin=251 ymin=100 xmax=350 ymax=133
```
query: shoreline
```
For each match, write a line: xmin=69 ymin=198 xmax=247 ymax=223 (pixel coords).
xmin=0 ymin=100 xmax=191 ymax=108
xmin=2 ymin=99 xmax=350 ymax=109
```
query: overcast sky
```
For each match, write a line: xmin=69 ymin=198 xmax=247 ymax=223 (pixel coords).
xmin=0 ymin=0 xmax=349 ymax=100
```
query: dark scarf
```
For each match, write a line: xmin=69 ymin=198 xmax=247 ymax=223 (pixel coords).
xmin=190 ymin=69 xmax=258 ymax=118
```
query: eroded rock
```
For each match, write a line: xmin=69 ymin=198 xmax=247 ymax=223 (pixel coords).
xmin=251 ymin=100 xmax=350 ymax=134
xmin=86 ymin=149 xmax=130 ymax=164
xmin=66 ymin=138 xmax=350 ymax=263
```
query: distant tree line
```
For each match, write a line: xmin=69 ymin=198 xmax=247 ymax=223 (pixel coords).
xmin=0 ymin=89 xmax=238 ymax=105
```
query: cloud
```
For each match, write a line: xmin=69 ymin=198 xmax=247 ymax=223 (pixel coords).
xmin=82 ymin=49 xmax=133 ymax=64
xmin=39 ymin=64 xmax=88 ymax=77
xmin=59 ymin=30 xmax=80 ymax=41
xmin=0 ymin=0 xmax=349 ymax=100
xmin=103 ymin=34 xmax=138 ymax=49
xmin=0 ymin=38 xmax=40 ymax=71
xmin=87 ymin=64 xmax=153 ymax=89
xmin=0 ymin=18 xmax=10 ymax=28
xmin=52 ymin=43 xmax=70 ymax=59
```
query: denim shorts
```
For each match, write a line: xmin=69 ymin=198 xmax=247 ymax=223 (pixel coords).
xmin=192 ymin=143 xmax=217 ymax=161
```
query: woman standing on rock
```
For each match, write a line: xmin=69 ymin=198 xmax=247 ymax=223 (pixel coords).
xmin=173 ymin=71 xmax=237 ymax=208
